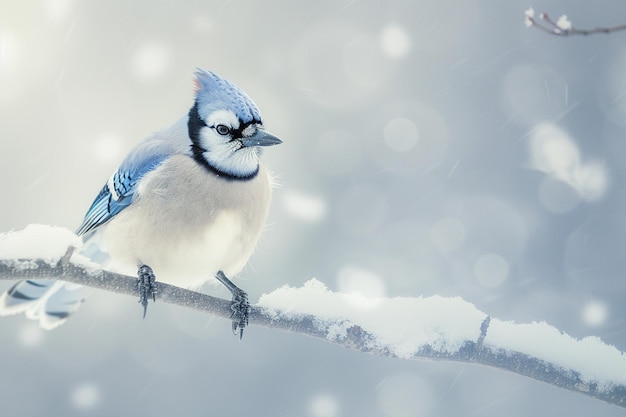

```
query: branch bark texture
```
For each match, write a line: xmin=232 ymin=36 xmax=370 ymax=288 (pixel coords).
xmin=0 ymin=258 xmax=625 ymax=409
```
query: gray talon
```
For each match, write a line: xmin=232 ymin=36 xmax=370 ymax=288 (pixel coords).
xmin=230 ymin=289 xmax=249 ymax=340
xmin=137 ymin=264 xmax=158 ymax=318
xmin=215 ymin=270 xmax=250 ymax=338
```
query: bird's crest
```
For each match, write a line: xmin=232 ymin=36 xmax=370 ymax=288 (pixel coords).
xmin=193 ymin=68 xmax=262 ymax=124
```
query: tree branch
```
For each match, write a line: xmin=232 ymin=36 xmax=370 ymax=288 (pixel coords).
xmin=1 ymin=256 xmax=625 ymax=409
xmin=525 ymin=10 xmax=626 ymax=36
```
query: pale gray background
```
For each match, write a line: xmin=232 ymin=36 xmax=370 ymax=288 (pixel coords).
xmin=1 ymin=0 xmax=626 ymax=416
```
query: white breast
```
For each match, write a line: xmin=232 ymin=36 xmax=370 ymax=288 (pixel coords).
xmin=103 ymin=155 xmax=272 ymax=289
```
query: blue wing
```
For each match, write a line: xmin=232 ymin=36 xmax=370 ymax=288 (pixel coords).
xmin=76 ymin=142 xmax=171 ymax=236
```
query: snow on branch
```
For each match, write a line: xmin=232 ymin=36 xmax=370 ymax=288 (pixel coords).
xmin=1 ymin=225 xmax=626 ymax=409
xmin=524 ymin=7 xmax=626 ymax=36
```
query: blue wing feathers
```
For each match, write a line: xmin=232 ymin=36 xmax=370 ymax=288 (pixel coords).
xmin=76 ymin=186 xmax=113 ymax=236
xmin=113 ymin=170 xmax=134 ymax=198
xmin=76 ymin=144 xmax=171 ymax=236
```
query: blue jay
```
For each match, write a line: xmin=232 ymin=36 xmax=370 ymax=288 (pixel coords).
xmin=0 ymin=69 xmax=282 ymax=337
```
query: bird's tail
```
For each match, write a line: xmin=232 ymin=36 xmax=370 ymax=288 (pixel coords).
xmin=0 ymin=279 xmax=91 ymax=330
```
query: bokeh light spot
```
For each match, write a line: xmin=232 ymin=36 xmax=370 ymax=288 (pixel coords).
xmin=92 ymin=132 xmax=125 ymax=165
xmin=70 ymin=383 xmax=101 ymax=411
xmin=380 ymin=25 xmax=411 ymax=58
xmin=377 ymin=372 xmax=434 ymax=417
xmin=45 ymin=0 xmax=73 ymax=22
xmin=130 ymin=42 xmax=171 ymax=83
xmin=474 ymin=253 xmax=509 ymax=288
xmin=368 ymin=100 xmax=449 ymax=175
xmin=581 ymin=301 xmax=608 ymax=327
xmin=18 ymin=322 xmax=44 ymax=348
xmin=308 ymin=393 xmax=339 ymax=417
xmin=337 ymin=265 xmax=386 ymax=298
xmin=0 ymin=33 xmax=18 ymax=74
xmin=383 ymin=117 xmax=419 ymax=152
xmin=430 ymin=217 xmax=466 ymax=252
xmin=530 ymin=123 xmax=608 ymax=201
xmin=283 ymin=190 xmax=327 ymax=222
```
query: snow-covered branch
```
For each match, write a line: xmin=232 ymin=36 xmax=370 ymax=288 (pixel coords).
xmin=524 ymin=8 xmax=626 ymax=36
xmin=1 ymin=225 xmax=625 ymax=409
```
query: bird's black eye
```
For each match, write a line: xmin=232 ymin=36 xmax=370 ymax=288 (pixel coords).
xmin=215 ymin=124 xmax=231 ymax=136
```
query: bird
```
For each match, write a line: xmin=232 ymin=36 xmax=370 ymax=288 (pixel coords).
xmin=0 ymin=68 xmax=282 ymax=337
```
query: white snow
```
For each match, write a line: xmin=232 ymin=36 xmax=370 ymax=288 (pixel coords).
xmin=259 ymin=279 xmax=486 ymax=357
xmin=524 ymin=7 xmax=535 ymax=27
xmin=485 ymin=319 xmax=626 ymax=389
xmin=0 ymin=224 xmax=81 ymax=265
xmin=524 ymin=7 xmax=535 ymax=18
xmin=556 ymin=15 xmax=572 ymax=31
xmin=260 ymin=278 xmax=626 ymax=391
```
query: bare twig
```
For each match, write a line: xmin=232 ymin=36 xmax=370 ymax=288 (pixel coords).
xmin=525 ymin=9 xmax=626 ymax=36
xmin=0 ymin=257 xmax=625 ymax=409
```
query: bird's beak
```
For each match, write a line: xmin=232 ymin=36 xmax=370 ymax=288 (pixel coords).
xmin=241 ymin=129 xmax=283 ymax=147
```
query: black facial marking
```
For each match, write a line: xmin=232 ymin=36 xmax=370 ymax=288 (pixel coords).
xmin=187 ymin=102 xmax=259 ymax=181
xmin=188 ymin=102 xmax=208 ymax=165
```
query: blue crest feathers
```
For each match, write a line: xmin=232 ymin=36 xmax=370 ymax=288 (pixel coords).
xmin=193 ymin=68 xmax=262 ymax=124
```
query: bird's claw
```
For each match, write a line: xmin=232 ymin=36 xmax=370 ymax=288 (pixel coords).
xmin=137 ymin=265 xmax=158 ymax=318
xmin=230 ymin=289 xmax=249 ymax=339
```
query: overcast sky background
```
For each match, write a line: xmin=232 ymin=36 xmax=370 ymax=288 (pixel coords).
xmin=1 ymin=0 xmax=626 ymax=416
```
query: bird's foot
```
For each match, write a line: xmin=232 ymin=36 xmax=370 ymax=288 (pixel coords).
xmin=215 ymin=270 xmax=250 ymax=339
xmin=230 ymin=288 xmax=250 ymax=340
xmin=137 ymin=264 xmax=157 ymax=318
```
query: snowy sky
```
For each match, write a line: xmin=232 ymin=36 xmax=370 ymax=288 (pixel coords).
xmin=1 ymin=0 xmax=626 ymax=416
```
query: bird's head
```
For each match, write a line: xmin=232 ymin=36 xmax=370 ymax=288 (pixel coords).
xmin=188 ymin=68 xmax=282 ymax=179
